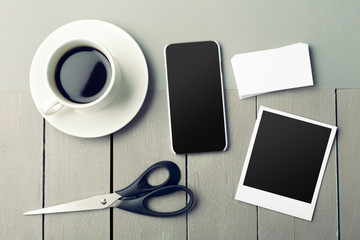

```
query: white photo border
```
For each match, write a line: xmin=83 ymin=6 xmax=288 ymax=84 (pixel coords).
xmin=235 ymin=106 xmax=337 ymax=221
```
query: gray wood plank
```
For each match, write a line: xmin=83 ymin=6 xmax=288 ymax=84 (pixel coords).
xmin=188 ymin=90 xmax=258 ymax=240
xmin=0 ymin=92 xmax=43 ymax=239
xmin=113 ymin=90 xmax=187 ymax=240
xmin=337 ymin=89 xmax=360 ymax=240
xmin=257 ymin=89 xmax=338 ymax=240
xmin=44 ymin=124 xmax=111 ymax=239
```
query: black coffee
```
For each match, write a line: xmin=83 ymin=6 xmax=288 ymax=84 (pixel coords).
xmin=55 ymin=47 xmax=111 ymax=103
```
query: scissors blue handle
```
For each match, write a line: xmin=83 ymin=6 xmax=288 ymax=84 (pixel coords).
xmin=115 ymin=161 xmax=194 ymax=217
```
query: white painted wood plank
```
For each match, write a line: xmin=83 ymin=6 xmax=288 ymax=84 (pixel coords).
xmin=0 ymin=89 xmax=346 ymax=239
xmin=337 ymin=89 xmax=360 ymax=240
xmin=257 ymin=89 xmax=338 ymax=240
xmin=113 ymin=90 xmax=187 ymax=240
xmin=0 ymin=92 xmax=43 ymax=239
xmin=188 ymin=90 xmax=258 ymax=240
xmin=44 ymin=123 xmax=111 ymax=239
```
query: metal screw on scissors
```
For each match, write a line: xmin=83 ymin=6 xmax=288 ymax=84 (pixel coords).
xmin=24 ymin=161 xmax=194 ymax=217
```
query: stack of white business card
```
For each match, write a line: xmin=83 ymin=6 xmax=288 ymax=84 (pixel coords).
xmin=231 ymin=43 xmax=314 ymax=99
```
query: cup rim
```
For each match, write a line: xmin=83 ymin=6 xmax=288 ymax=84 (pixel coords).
xmin=45 ymin=38 xmax=117 ymax=109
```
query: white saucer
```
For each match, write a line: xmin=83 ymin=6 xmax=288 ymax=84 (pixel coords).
xmin=30 ymin=20 xmax=148 ymax=138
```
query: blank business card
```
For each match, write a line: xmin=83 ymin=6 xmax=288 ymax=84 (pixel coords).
xmin=235 ymin=106 xmax=337 ymax=221
xmin=231 ymin=43 xmax=314 ymax=99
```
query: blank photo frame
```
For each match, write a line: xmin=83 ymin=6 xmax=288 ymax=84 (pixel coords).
xmin=235 ymin=106 xmax=337 ymax=221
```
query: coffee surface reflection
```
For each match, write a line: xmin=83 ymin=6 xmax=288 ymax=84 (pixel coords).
xmin=55 ymin=47 xmax=111 ymax=103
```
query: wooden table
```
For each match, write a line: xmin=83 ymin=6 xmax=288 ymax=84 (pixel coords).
xmin=1 ymin=88 xmax=359 ymax=239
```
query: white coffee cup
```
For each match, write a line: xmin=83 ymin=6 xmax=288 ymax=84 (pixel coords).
xmin=41 ymin=38 xmax=122 ymax=115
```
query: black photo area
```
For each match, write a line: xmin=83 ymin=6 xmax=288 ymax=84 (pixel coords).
xmin=244 ymin=110 xmax=332 ymax=203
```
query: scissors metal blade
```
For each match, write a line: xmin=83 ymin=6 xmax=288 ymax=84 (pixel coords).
xmin=23 ymin=193 xmax=121 ymax=215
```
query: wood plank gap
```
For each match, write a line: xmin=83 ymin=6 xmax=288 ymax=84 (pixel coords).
xmin=110 ymin=133 xmax=114 ymax=240
xmin=334 ymin=89 xmax=341 ymax=240
xmin=256 ymin=207 xmax=259 ymax=240
xmin=185 ymin=154 xmax=189 ymax=240
xmin=255 ymin=96 xmax=259 ymax=240
xmin=255 ymin=96 xmax=258 ymax=118
xmin=42 ymin=119 xmax=46 ymax=240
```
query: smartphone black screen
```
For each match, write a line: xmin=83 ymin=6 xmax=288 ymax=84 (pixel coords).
xmin=165 ymin=41 xmax=227 ymax=154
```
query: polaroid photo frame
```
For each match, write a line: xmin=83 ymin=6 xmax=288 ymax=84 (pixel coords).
xmin=235 ymin=106 xmax=337 ymax=221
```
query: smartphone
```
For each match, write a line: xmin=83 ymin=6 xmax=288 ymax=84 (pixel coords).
xmin=164 ymin=41 xmax=228 ymax=154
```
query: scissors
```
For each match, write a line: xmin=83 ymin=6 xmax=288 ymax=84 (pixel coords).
xmin=24 ymin=161 xmax=194 ymax=217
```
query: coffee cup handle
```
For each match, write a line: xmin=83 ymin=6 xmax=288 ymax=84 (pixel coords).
xmin=41 ymin=98 xmax=64 ymax=115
